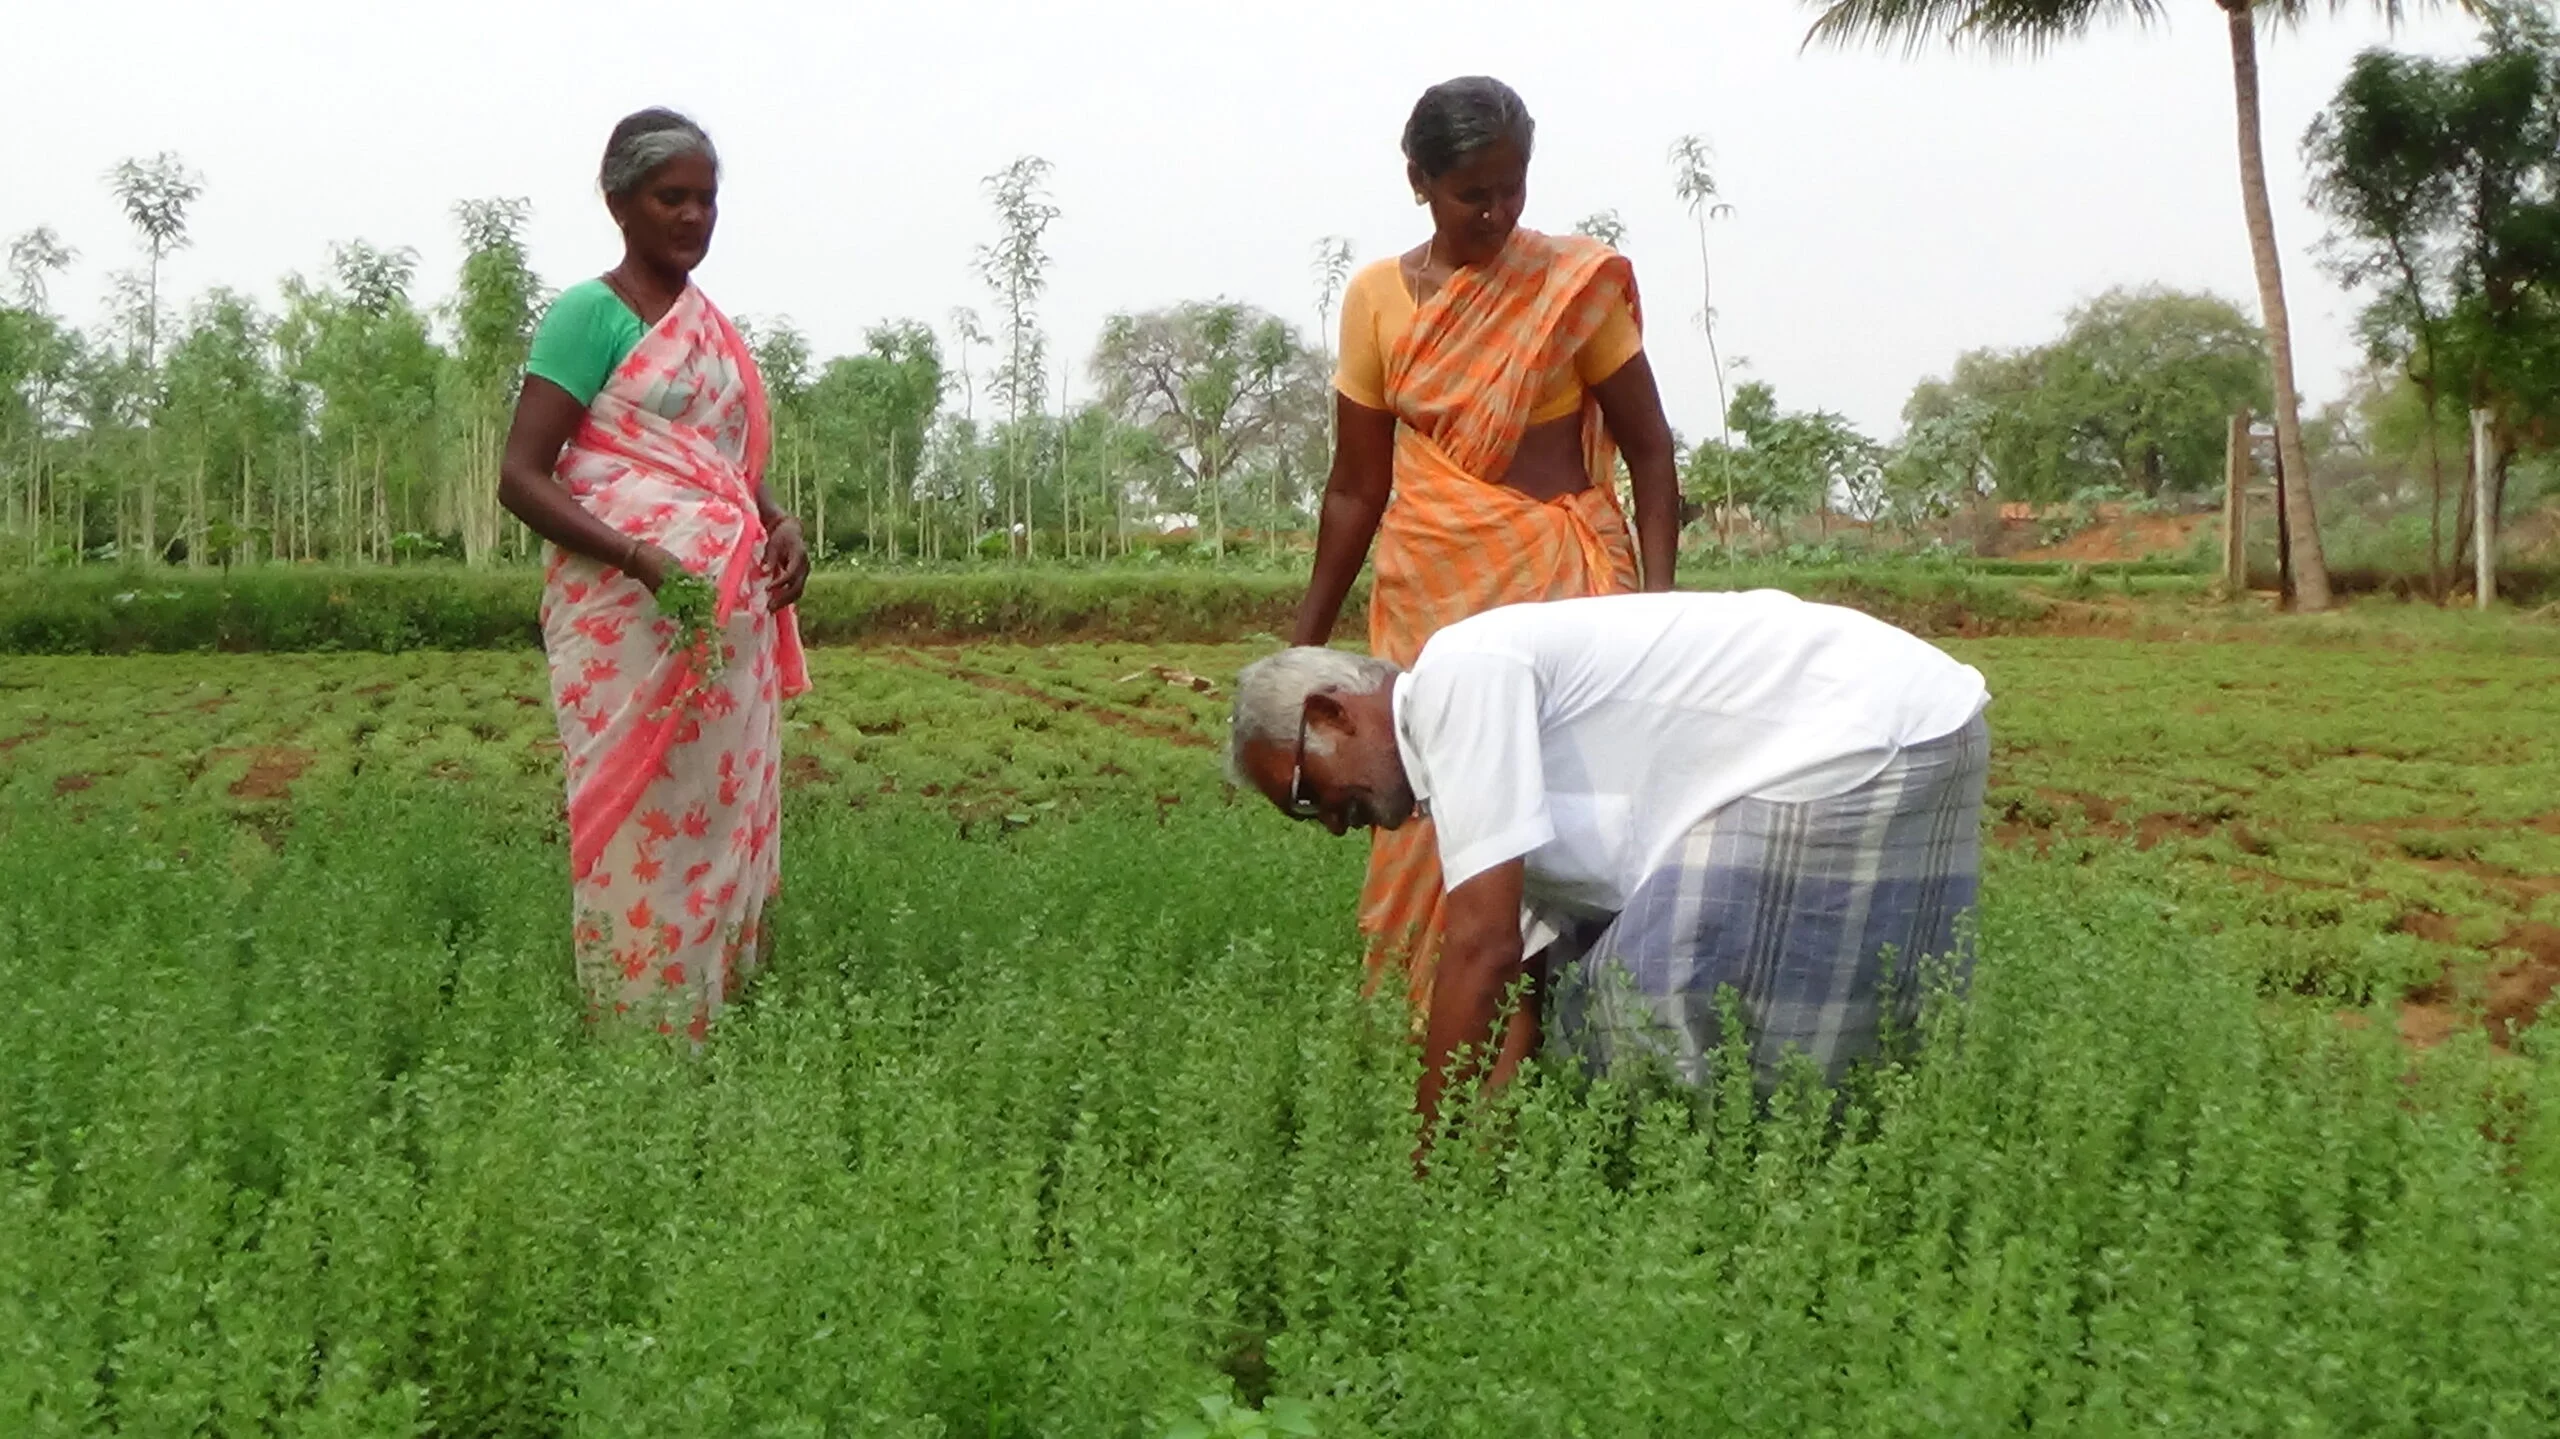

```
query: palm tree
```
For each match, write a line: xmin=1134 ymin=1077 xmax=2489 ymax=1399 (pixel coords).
xmin=1800 ymin=0 xmax=2448 ymax=611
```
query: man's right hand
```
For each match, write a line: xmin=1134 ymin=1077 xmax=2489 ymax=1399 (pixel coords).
xmin=1415 ymin=857 xmax=1533 ymax=1166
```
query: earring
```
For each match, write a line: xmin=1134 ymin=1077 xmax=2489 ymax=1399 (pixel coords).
xmin=1413 ymin=192 xmax=1428 ymax=206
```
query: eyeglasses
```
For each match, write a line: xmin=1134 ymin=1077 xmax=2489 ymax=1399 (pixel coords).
xmin=1285 ymin=708 xmax=1322 ymax=820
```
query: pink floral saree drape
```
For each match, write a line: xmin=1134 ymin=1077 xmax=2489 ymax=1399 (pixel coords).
xmin=539 ymin=283 xmax=811 ymax=1040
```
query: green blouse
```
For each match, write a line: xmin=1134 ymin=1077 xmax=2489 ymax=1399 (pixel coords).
xmin=524 ymin=278 xmax=647 ymax=406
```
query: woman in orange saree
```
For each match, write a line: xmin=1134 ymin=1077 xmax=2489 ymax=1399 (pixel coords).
xmin=1290 ymin=77 xmax=1685 ymax=1024
xmin=498 ymin=109 xmax=812 ymax=1043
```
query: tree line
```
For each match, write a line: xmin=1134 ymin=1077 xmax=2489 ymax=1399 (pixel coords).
xmin=2304 ymin=2 xmax=2560 ymax=596
xmin=0 ymin=170 xmax=2274 ymax=573
xmin=1686 ymin=4 xmax=2558 ymax=580
xmin=1800 ymin=0 xmax=2560 ymax=608
xmin=4 ymin=9 xmax=2555 ymax=584
xmin=0 ymin=156 xmax=1338 ymax=570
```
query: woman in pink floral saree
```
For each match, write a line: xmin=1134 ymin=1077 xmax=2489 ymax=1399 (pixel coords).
xmin=499 ymin=109 xmax=811 ymax=1041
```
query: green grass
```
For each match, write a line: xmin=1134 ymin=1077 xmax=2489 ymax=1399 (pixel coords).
xmin=2 ymin=623 xmax=2557 ymax=1435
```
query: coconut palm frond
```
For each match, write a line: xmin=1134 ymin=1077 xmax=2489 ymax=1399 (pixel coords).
xmin=1802 ymin=0 xmax=2171 ymax=58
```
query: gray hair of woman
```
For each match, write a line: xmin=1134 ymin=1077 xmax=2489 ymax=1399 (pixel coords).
xmin=599 ymin=108 xmax=719 ymax=198
xmin=1225 ymin=648 xmax=1402 ymax=788
xmin=1401 ymin=76 xmax=1535 ymax=180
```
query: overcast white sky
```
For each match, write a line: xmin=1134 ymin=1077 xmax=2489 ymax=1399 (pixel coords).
xmin=23 ymin=0 xmax=2484 ymax=442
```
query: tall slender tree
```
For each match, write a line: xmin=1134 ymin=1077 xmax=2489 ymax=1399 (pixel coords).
xmin=105 ymin=151 xmax=203 ymax=563
xmin=1311 ymin=237 xmax=1355 ymax=355
xmin=449 ymin=198 xmax=541 ymax=565
xmin=975 ymin=156 xmax=1059 ymax=558
xmin=105 ymin=153 xmax=202 ymax=372
xmin=5 ymin=228 xmax=78 ymax=559
xmin=747 ymin=317 xmax=816 ymax=545
xmin=7 ymin=227 xmax=75 ymax=311
xmin=1311 ymin=237 xmax=1355 ymax=460
xmin=1572 ymin=210 xmax=1630 ymax=249
xmin=947 ymin=306 xmax=987 ymax=423
xmin=1668 ymin=136 xmax=1736 ymax=448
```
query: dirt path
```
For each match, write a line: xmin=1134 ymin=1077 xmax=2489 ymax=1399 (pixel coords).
xmin=2017 ymin=512 xmax=2209 ymax=563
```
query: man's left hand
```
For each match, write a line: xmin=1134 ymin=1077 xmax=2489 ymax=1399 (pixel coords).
xmin=762 ymin=516 xmax=810 ymax=610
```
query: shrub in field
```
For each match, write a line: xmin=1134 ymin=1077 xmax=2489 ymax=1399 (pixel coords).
xmin=0 ymin=567 xmax=543 ymax=654
xmin=1687 ymin=561 xmax=2051 ymax=634
xmin=788 ymin=570 xmax=1354 ymax=646
xmin=2 ymin=779 xmax=2555 ymax=1435
xmin=0 ymin=563 xmax=2069 ymax=654
xmin=0 ymin=568 xmax=1371 ymax=654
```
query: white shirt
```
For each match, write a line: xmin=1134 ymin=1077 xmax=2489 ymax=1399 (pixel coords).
xmin=1390 ymin=591 xmax=1989 ymax=920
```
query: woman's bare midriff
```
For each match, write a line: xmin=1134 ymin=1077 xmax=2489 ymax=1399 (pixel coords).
xmin=1488 ymin=413 xmax=1591 ymax=500
xmin=1397 ymin=247 xmax=1597 ymax=504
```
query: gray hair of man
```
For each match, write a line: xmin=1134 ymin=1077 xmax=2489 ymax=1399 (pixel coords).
xmin=1225 ymin=647 xmax=1403 ymax=789
xmin=599 ymin=108 xmax=719 ymax=199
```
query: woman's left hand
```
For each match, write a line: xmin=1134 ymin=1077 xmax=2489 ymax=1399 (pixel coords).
xmin=761 ymin=516 xmax=810 ymax=610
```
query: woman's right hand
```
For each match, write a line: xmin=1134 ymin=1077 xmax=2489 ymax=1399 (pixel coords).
xmin=623 ymin=541 xmax=682 ymax=594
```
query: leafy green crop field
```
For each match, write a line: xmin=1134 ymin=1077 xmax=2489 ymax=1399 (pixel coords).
xmin=3 ymin=617 xmax=2557 ymax=1435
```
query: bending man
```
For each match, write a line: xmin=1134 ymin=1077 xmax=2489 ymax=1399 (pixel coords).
xmin=1228 ymin=591 xmax=1991 ymax=1131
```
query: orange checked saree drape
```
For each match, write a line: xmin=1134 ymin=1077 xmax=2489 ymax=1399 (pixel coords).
xmin=1360 ymin=229 xmax=1643 ymax=1020
xmin=540 ymin=284 xmax=811 ymax=1042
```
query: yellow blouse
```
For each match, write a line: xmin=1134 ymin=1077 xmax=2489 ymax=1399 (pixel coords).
xmin=1332 ymin=256 xmax=1642 ymax=425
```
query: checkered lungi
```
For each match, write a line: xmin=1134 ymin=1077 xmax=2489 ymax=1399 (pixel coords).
xmin=1543 ymin=713 xmax=1989 ymax=1093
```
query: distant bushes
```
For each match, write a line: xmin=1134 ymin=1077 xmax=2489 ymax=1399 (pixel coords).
xmin=0 ymin=567 xmax=1360 ymax=654
xmin=792 ymin=569 xmax=1338 ymax=645
xmin=2247 ymin=561 xmax=2560 ymax=605
xmin=0 ymin=562 xmax=2078 ymax=655
xmin=1689 ymin=560 xmax=2054 ymax=634
xmin=0 ymin=568 xmax=543 ymax=654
